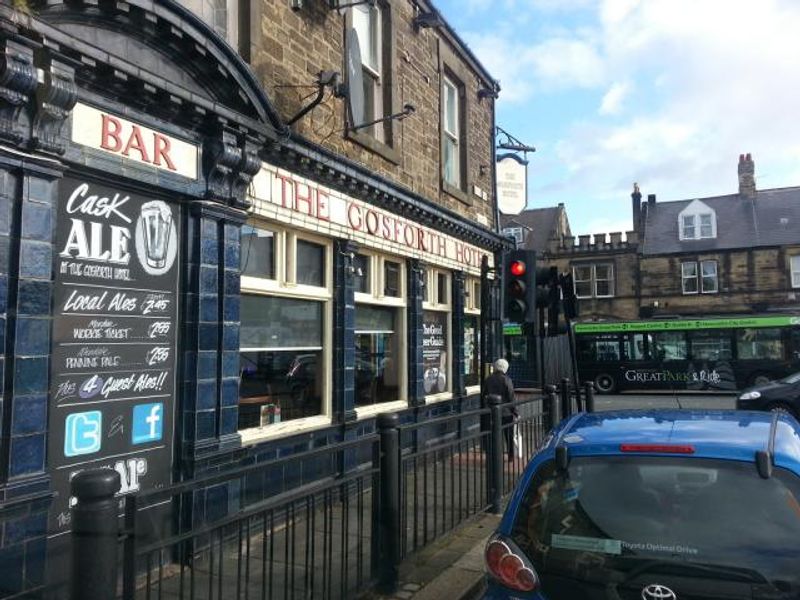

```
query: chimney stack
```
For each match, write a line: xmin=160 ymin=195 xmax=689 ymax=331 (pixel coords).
xmin=631 ymin=183 xmax=642 ymax=232
xmin=738 ymin=153 xmax=756 ymax=198
xmin=647 ymin=193 xmax=656 ymax=206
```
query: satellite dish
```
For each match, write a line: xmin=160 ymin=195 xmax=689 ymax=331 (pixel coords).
xmin=346 ymin=28 xmax=365 ymax=129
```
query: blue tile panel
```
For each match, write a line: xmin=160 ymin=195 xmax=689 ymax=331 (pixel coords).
xmin=407 ymin=259 xmax=425 ymax=405
xmin=3 ymin=169 xmax=57 ymax=482
xmin=333 ymin=239 xmax=357 ymax=423
xmin=451 ymin=272 xmax=466 ymax=398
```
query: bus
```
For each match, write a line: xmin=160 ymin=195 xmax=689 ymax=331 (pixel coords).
xmin=574 ymin=315 xmax=800 ymax=393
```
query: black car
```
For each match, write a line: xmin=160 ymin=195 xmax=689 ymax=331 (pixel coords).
xmin=736 ymin=371 xmax=800 ymax=418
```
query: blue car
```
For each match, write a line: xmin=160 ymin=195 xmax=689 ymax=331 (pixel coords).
xmin=483 ymin=410 xmax=800 ymax=599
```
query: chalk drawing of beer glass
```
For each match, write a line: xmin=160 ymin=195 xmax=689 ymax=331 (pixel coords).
xmin=140 ymin=201 xmax=173 ymax=269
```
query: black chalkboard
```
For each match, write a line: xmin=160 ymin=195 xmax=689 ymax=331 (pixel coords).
xmin=48 ymin=176 xmax=179 ymax=534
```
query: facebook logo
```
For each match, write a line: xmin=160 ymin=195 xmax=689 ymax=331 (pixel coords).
xmin=64 ymin=411 xmax=102 ymax=457
xmin=132 ymin=403 xmax=164 ymax=445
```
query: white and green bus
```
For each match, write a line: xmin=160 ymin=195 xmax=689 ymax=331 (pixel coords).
xmin=573 ymin=316 xmax=800 ymax=393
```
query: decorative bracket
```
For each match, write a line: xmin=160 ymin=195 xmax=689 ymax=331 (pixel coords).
xmin=31 ymin=53 xmax=78 ymax=155
xmin=0 ymin=39 xmax=38 ymax=147
xmin=204 ymin=127 xmax=262 ymax=210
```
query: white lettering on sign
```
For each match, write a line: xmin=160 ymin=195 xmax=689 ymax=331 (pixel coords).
xmin=71 ymin=103 xmax=198 ymax=180
xmin=250 ymin=163 xmax=491 ymax=273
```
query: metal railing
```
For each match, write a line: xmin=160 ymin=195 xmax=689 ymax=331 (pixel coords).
xmin=60 ymin=386 xmax=585 ymax=600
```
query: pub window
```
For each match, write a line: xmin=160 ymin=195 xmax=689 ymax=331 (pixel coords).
xmin=423 ymin=267 xmax=452 ymax=398
xmin=384 ymin=259 xmax=401 ymax=297
xmin=241 ymin=225 xmax=276 ymax=279
xmin=239 ymin=295 xmax=325 ymax=430
xmin=790 ymin=255 xmax=800 ymax=288
xmin=295 ymin=239 xmax=326 ymax=288
xmin=353 ymin=253 xmax=370 ymax=294
xmin=239 ymin=225 xmax=332 ymax=436
xmin=354 ymin=253 xmax=406 ymax=413
xmin=464 ymin=276 xmax=481 ymax=388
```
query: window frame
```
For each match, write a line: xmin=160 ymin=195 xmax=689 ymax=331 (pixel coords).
xmin=572 ymin=263 xmax=615 ymax=299
xmin=700 ymin=259 xmax=718 ymax=294
xmin=345 ymin=1 xmax=400 ymax=163
xmin=502 ymin=227 xmax=524 ymax=247
xmin=239 ymin=223 xmax=333 ymax=442
xmin=353 ymin=252 xmax=407 ymax=418
xmin=681 ymin=261 xmax=699 ymax=294
xmin=791 ymin=255 xmax=800 ymax=289
xmin=678 ymin=209 xmax=716 ymax=241
xmin=681 ymin=260 xmax=718 ymax=295
xmin=439 ymin=43 xmax=471 ymax=205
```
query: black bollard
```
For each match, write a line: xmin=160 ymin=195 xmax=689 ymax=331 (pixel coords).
xmin=487 ymin=394 xmax=504 ymax=514
xmin=560 ymin=378 xmax=571 ymax=419
xmin=545 ymin=384 xmax=560 ymax=429
xmin=376 ymin=413 xmax=400 ymax=593
xmin=70 ymin=468 xmax=121 ymax=600
xmin=584 ymin=380 xmax=596 ymax=413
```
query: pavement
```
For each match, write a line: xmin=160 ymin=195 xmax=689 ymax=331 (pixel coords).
xmin=366 ymin=512 xmax=500 ymax=600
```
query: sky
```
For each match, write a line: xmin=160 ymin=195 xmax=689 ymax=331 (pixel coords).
xmin=433 ymin=0 xmax=800 ymax=236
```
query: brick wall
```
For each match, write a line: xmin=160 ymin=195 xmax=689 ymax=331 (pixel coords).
xmin=249 ymin=0 xmax=496 ymax=227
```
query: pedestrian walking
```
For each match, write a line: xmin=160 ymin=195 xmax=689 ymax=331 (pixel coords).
xmin=484 ymin=358 xmax=518 ymax=461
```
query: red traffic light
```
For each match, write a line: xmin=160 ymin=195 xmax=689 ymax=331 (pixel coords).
xmin=510 ymin=260 xmax=526 ymax=277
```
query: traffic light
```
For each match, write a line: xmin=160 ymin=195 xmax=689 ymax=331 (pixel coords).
xmin=504 ymin=250 xmax=535 ymax=323
xmin=561 ymin=272 xmax=579 ymax=320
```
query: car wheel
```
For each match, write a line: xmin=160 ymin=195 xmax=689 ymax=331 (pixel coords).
xmin=594 ymin=373 xmax=616 ymax=394
xmin=750 ymin=373 xmax=771 ymax=387
xmin=767 ymin=403 xmax=798 ymax=419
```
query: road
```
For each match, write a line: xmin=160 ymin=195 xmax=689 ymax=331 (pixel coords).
xmin=593 ymin=392 xmax=737 ymax=412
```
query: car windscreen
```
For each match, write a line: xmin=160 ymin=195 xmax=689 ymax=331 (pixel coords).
xmin=511 ymin=456 xmax=800 ymax=593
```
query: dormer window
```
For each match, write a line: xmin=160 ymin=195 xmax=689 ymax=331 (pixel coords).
xmin=503 ymin=227 xmax=524 ymax=246
xmin=678 ymin=200 xmax=716 ymax=240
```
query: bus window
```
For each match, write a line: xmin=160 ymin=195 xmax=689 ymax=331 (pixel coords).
xmin=736 ymin=328 xmax=784 ymax=360
xmin=624 ymin=333 xmax=648 ymax=361
xmin=689 ymin=330 xmax=733 ymax=361
xmin=579 ymin=334 xmax=621 ymax=362
xmin=651 ymin=331 xmax=688 ymax=361
xmin=792 ymin=329 xmax=800 ymax=361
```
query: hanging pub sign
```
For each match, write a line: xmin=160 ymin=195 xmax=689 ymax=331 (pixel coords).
xmin=47 ymin=176 xmax=180 ymax=535
xmin=496 ymin=154 xmax=528 ymax=215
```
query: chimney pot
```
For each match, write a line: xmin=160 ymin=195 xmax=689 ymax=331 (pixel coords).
xmin=647 ymin=194 xmax=656 ymax=205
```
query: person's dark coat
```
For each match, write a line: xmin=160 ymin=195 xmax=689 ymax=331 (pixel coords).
xmin=484 ymin=371 xmax=517 ymax=418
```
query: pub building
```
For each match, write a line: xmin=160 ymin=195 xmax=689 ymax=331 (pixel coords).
xmin=0 ymin=1 xmax=507 ymax=594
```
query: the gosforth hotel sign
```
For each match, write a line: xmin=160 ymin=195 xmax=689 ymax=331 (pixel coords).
xmin=250 ymin=162 xmax=492 ymax=274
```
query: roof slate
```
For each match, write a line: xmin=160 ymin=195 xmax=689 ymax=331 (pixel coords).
xmin=499 ymin=207 xmax=563 ymax=253
xmin=642 ymin=186 xmax=800 ymax=255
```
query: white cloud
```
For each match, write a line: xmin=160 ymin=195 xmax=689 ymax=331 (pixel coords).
xmin=455 ymin=0 xmax=800 ymax=233
xmin=598 ymin=81 xmax=630 ymax=114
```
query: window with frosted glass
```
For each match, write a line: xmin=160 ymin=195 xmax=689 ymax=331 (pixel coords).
xmin=296 ymin=239 xmax=325 ymax=287
xmin=241 ymin=226 xmax=275 ymax=279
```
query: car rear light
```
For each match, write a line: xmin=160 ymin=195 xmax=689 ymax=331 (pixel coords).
xmin=485 ymin=535 xmax=538 ymax=592
xmin=620 ymin=443 xmax=695 ymax=454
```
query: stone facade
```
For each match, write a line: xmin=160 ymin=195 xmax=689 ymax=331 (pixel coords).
xmin=248 ymin=0 xmax=497 ymax=225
